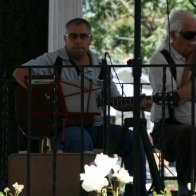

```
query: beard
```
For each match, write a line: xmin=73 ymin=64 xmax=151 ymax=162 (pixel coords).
xmin=71 ymin=46 xmax=86 ymax=59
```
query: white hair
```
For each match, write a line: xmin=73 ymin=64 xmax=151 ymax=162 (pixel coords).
xmin=166 ymin=9 xmax=196 ymax=34
xmin=157 ymin=10 xmax=196 ymax=51
xmin=163 ymin=9 xmax=196 ymax=45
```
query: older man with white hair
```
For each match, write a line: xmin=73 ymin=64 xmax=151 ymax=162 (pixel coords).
xmin=149 ymin=9 xmax=196 ymax=196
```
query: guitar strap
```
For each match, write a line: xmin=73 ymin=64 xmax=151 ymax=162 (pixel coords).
xmin=160 ymin=49 xmax=176 ymax=80
xmin=160 ymin=49 xmax=176 ymax=123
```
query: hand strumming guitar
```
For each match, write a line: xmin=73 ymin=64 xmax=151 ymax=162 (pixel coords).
xmin=13 ymin=67 xmax=36 ymax=89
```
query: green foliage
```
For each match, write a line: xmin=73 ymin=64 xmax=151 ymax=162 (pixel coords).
xmin=83 ymin=0 xmax=194 ymax=66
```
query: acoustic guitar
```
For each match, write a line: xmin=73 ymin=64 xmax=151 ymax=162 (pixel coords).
xmin=15 ymin=81 xmax=178 ymax=137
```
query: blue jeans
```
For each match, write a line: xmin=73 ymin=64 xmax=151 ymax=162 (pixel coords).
xmin=56 ymin=124 xmax=147 ymax=195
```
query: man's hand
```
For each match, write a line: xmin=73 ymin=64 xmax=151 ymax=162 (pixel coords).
xmin=140 ymin=97 xmax=152 ymax=112
xmin=13 ymin=67 xmax=30 ymax=89
xmin=186 ymin=47 xmax=196 ymax=65
xmin=179 ymin=48 xmax=196 ymax=103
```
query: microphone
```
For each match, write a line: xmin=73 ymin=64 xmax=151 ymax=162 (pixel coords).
xmin=102 ymin=52 xmax=108 ymax=65
xmin=99 ymin=52 xmax=108 ymax=79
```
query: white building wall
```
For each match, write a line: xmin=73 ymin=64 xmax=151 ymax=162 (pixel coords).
xmin=48 ymin=0 xmax=83 ymax=52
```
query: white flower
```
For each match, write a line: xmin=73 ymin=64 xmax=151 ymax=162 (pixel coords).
xmin=80 ymin=165 xmax=109 ymax=192
xmin=3 ymin=187 xmax=10 ymax=193
xmin=12 ymin=182 xmax=24 ymax=193
xmin=94 ymin=153 xmax=118 ymax=176
xmin=80 ymin=153 xmax=133 ymax=195
xmin=113 ymin=167 xmax=133 ymax=184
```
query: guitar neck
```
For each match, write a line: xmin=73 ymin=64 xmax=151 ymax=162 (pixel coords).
xmin=98 ymin=95 xmax=152 ymax=106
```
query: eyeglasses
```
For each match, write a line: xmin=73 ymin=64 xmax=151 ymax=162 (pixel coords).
xmin=179 ymin=31 xmax=196 ymax=41
xmin=65 ymin=33 xmax=91 ymax=40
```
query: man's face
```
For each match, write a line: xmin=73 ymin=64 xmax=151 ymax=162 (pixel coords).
xmin=64 ymin=23 xmax=92 ymax=60
xmin=171 ymin=18 xmax=196 ymax=58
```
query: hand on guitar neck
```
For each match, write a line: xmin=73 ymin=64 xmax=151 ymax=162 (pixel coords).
xmin=140 ymin=96 xmax=153 ymax=112
xmin=97 ymin=92 xmax=182 ymax=113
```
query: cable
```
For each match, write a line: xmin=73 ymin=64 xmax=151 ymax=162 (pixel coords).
xmin=189 ymin=0 xmax=196 ymax=8
xmin=104 ymin=52 xmax=126 ymax=97
xmin=166 ymin=0 xmax=174 ymax=91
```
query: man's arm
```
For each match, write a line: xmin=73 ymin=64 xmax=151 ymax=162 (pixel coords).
xmin=177 ymin=48 xmax=196 ymax=104
xmin=13 ymin=67 xmax=35 ymax=89
xmin=177 ymin=75 xmax=196 ymax=104
xmin=13 ymin=51 xmax=57 ymax=89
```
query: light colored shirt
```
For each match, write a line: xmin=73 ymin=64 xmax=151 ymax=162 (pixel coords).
xmin=23 ymin=47 xmax=120 ymax=126
xmin=149 ymin=40 xmax=196 ymax=125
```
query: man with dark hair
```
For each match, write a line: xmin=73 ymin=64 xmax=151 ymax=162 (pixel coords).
xmin=13 ymin=18 xmax=148 ymax=195
xmin=149 ymin=10 xmax=196 ymax=195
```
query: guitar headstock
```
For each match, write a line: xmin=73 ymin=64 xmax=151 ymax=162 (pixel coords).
xmin=153 ymin=91 xmax=180 ymax=106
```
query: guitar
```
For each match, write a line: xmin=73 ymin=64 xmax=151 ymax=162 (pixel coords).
xmin=15 ymin=82 xmax=179 ymax=137
xmin=15 ymin=84 xmax=97 ymax=137
xmin=97 ymin=92 xmax=180 ymax=111
xmin=97 ymin=94 xmax=152 ymax=111
xmin=152 ymin=91 xmax=180 ymax=106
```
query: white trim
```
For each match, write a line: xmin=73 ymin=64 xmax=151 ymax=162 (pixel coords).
xmin=48 ymin=0 xmax=83 ymax=52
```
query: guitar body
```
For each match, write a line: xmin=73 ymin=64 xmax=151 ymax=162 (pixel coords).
xmin=15 ymin=84 xmax=63 ymax=137
xmin=15 ymin=83 xmax=96 ymax=137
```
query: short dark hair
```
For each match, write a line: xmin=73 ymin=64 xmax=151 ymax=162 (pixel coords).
xmin=65 ymin=18 xmax=91 ymax=34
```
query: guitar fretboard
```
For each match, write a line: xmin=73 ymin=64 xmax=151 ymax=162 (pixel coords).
xmin=98 ymin=95 xmax=152 ymax=106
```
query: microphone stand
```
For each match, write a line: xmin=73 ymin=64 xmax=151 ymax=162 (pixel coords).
xmin=100 ymin=55 xmax=111 ymax=153
xmin=129 ymin=0 xmax=164 ymax=195
xmin=131 ymin=1 xmax=143 ymax=194
xmin=160 ymin=65 xmax=167 ymax=181
xmin=190 ymin=61 xmax=196 ymax=195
